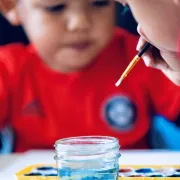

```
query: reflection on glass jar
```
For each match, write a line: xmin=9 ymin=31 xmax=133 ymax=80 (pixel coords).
xmin=54 ymin=136 xmax=121 ymax=180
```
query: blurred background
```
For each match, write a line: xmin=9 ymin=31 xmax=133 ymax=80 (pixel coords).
xmin=0 ymin=3 xmax=180 ymax=154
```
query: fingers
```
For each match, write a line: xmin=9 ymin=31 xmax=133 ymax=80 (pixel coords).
xmin=144 ymin=47 xmax=169 ymax=70
xmin=137 ymin=37 xmax=180 ymax=70
xmin=136 ymin=37 xmax=180 ymax=86
xmin=4 ymin=9 xmax=16 ymax=23
xmin=162 ymin=69 xmax=180 ymax=86
xmin=136 ymin=37 xmax=169 ymax=70
xmin=160 ymin=50 xmax=180 ymax=71
xmin=136 ymin=37 xmax=147 ymax=52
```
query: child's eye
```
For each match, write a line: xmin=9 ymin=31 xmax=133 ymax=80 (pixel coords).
xmin=91 ymin=0 xmax=111 ymax=7
xmin=44 ymin=4 xmax=66 ymax=13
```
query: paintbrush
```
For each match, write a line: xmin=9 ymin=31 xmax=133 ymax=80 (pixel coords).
xmin=115 ymin=42 xmax=151 ymax=87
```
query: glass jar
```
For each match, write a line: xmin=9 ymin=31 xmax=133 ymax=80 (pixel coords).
xmin=54 ymin=136 xmax=120 ymax=180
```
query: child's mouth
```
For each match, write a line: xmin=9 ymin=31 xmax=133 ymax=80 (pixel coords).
xmin=68 ymin=41 xmax=92 ymax=51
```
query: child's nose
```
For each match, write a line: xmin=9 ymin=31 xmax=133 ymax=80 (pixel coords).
xmin=66 ymin=12 xmax=91 ymax=32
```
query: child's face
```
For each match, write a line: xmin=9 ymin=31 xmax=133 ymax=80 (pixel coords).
xmin=118 ymin=0 xmax=180 ymax=52
xmin=16 ymin=0 xmax=115 ymax=72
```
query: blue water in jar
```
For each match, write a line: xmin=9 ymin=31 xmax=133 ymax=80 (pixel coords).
xmin=58 ymin=165 xmax=119 ymax=180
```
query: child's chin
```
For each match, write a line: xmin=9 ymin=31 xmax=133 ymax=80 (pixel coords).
xmin=67 ymin=59 xmax=95 ymax=71
xmin=68 ymin=54 xmax=95 ymax=65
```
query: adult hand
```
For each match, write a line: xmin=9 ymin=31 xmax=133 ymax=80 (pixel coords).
xmin=137 ymin=37 xmax=180 ymax=86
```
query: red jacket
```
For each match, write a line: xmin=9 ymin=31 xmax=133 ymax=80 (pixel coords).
xmin=0 ymin=28 xmax=179 ymax=152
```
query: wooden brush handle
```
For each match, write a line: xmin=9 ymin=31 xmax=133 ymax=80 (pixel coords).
xmin=121 ymin=55 xmax=141 ymax=79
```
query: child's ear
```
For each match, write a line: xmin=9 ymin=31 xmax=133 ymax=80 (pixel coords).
xmin=4 ymin=8 xmax=21 ymax=26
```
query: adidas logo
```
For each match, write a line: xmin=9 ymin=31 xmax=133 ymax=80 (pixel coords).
xmin=21 ymin=101 xmax=43 ymax=116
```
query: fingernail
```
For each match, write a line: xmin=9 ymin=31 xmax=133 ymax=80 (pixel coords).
xmin=143 ymin=56 xmax=150 ymax=66
xmin=6 ymin=11 xmax=15 ymax=22
xmin=136 ymin=39 xmax=143 ymax=51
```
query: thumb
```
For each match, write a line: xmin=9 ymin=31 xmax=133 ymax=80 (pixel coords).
xmin=5 ymin=9 xmax=15 ymax=22
xmin=4 ymin=9 xmax=20 ymax=25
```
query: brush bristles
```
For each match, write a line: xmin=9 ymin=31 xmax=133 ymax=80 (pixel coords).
xmin=115 ymin=77 xmax=123 ymax=87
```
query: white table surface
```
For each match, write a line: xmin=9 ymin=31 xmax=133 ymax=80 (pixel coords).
xmin=0 ymin=150 xmax=180 ymax=179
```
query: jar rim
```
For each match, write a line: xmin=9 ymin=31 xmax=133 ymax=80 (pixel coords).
xmin=54 ymin=136 xmax=120 ymax=159
xmin=55 ymin=136 xmax=119 ymax=146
